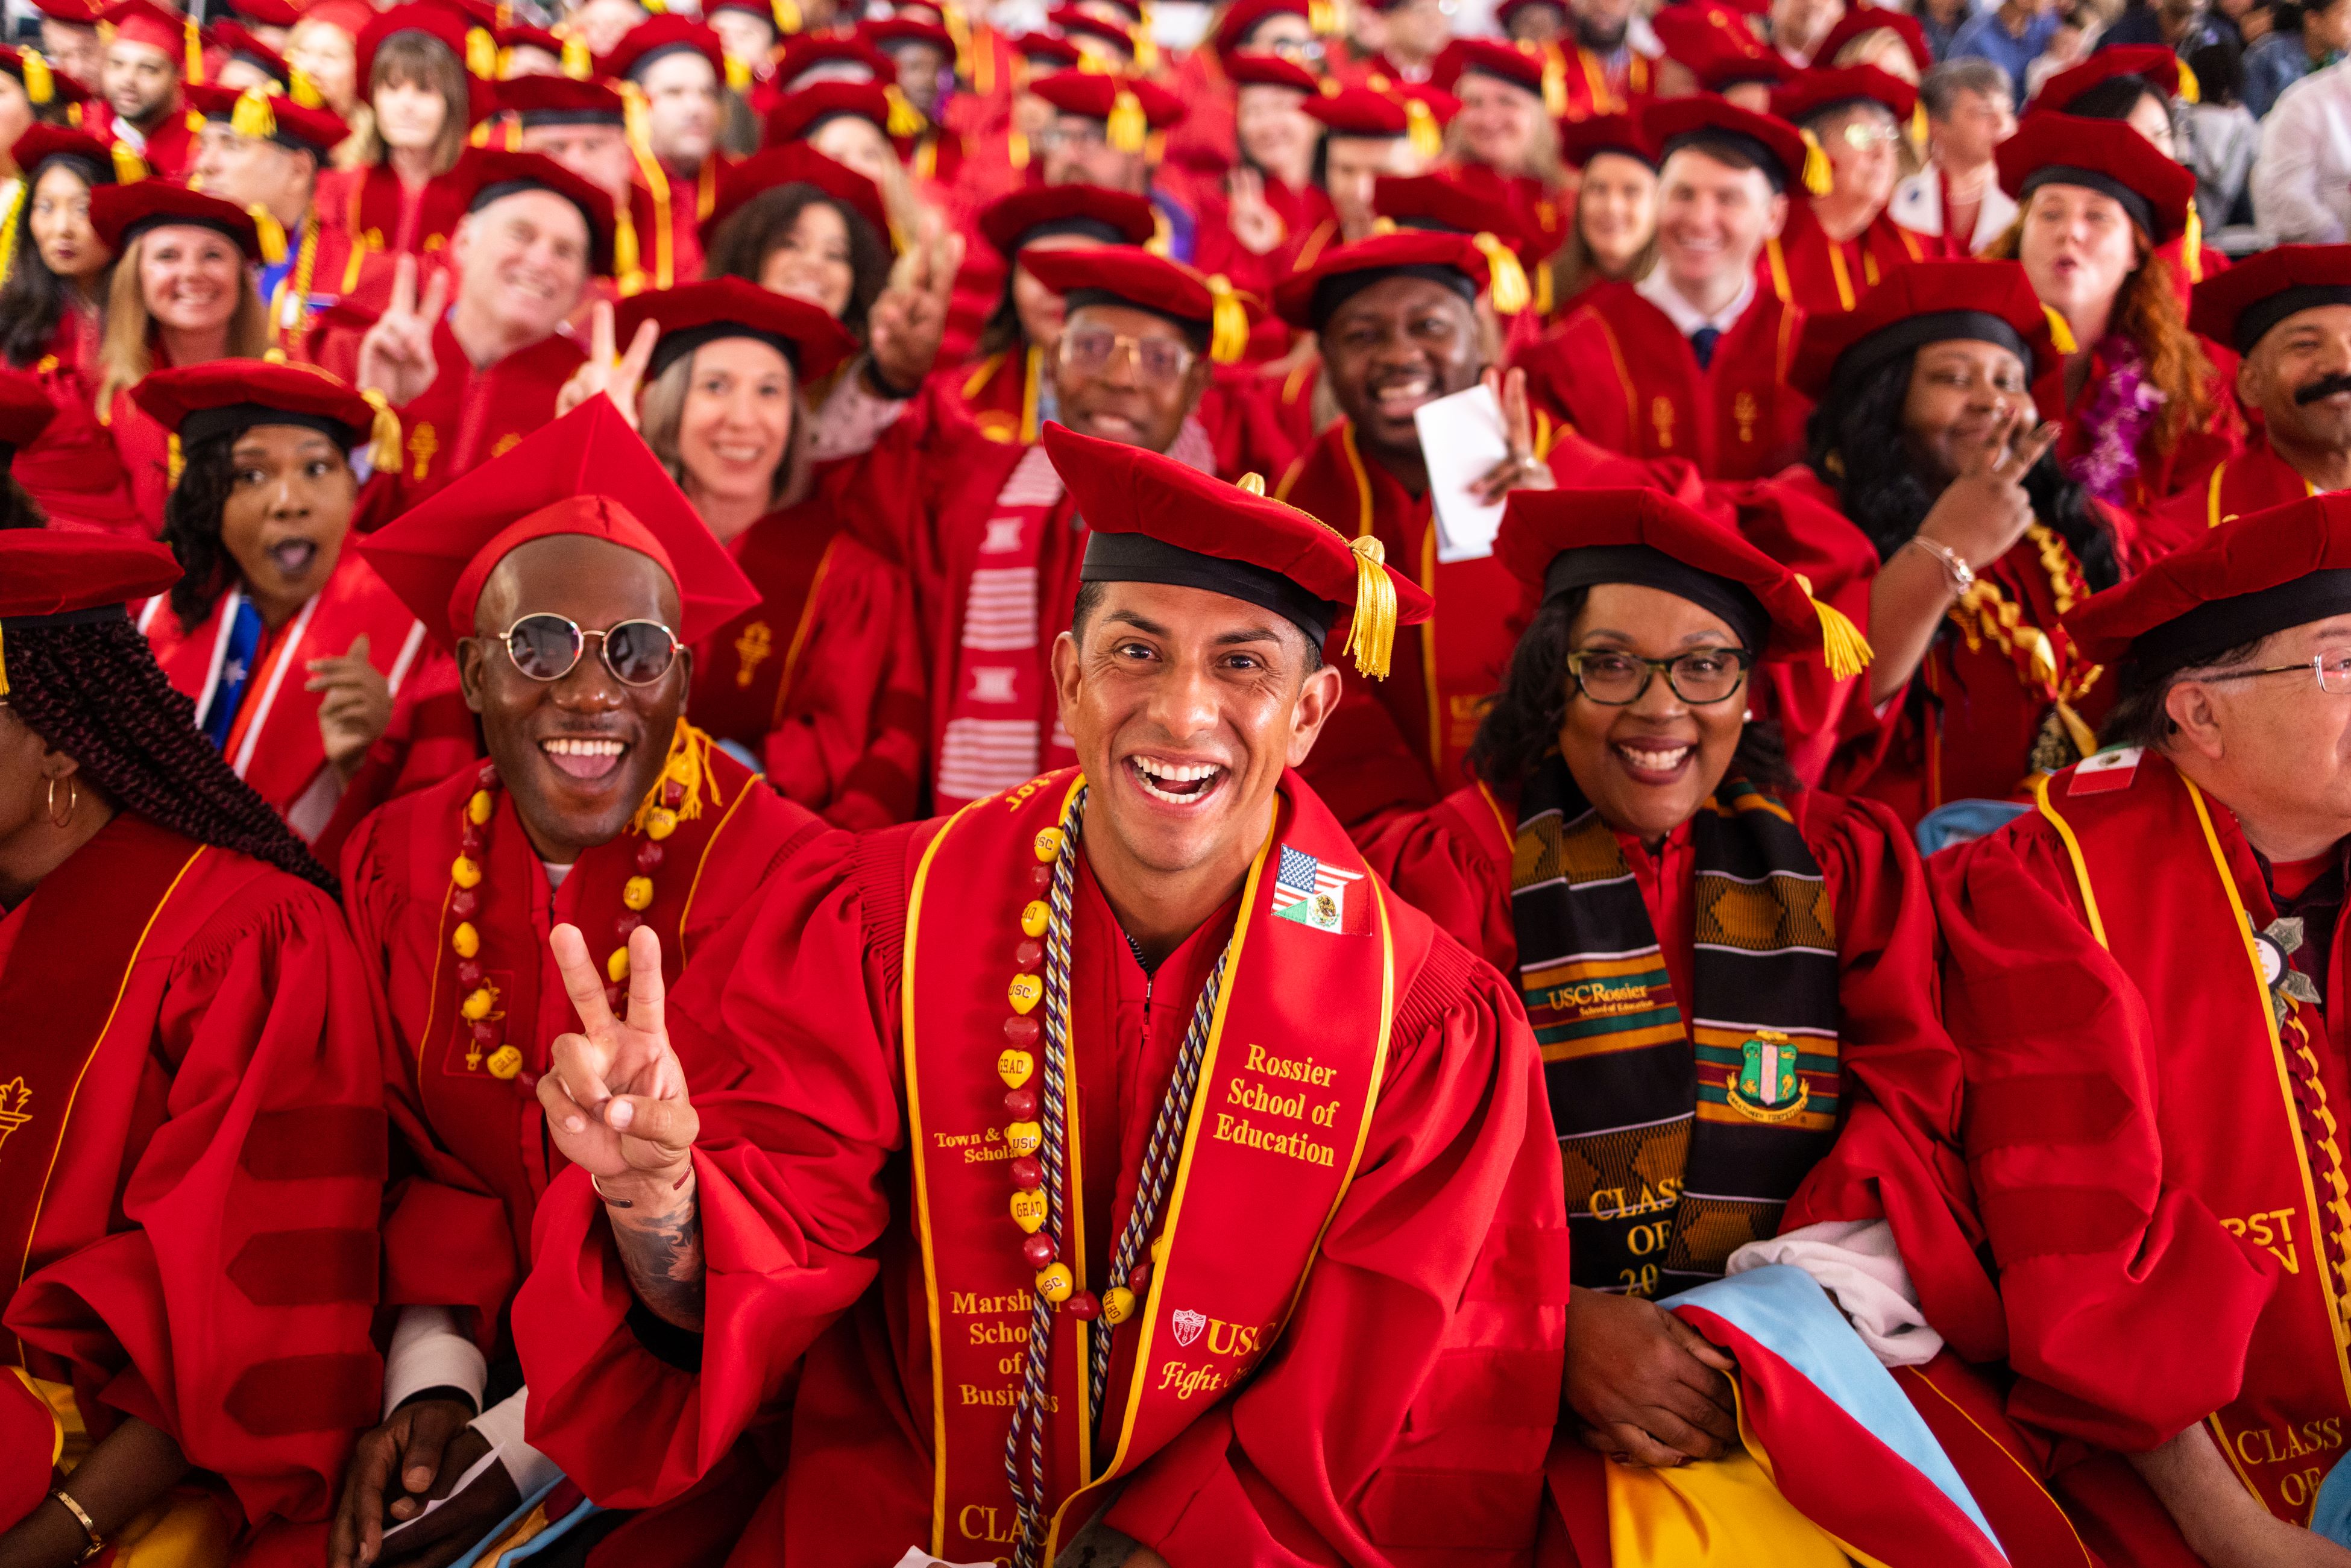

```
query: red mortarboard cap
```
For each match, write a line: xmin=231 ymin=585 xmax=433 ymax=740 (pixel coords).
xmin=128 ymin=357 xmax=389 ymax=467
xmin=1041 ymin=420 xmax=1432 ymax=678
xmin=1996 ymin=111 xmax=2195 ymax=245
xmin=1020 ymin=244 xmax=1262 ymax=363
xmin=1496 ymin=487 xmax=1872 ymax=675
xmin=8 ymin=124 xmax=115 ymax=180
xmin=2189 ymin=244 xmax=2351 ymax=356
xmin=355 ymin=0 xmax=491 ymax=90
xmin=2064 ymin=493 xmax=2351 ymax=666
xmin=1212 ymin=0 xmax=1309 ymax=57
xmin=185 ymin=81 xmax=350 ymax=154
xmin=861 ymin=14 xmax=954 ymax=54
xmin=1273 ymin=228 xmax=1490 ymax=330
xmin=301 ymin=0 xmax=375 ymax=37
xmin=1644 ymin=94 xmax=1824 ymax=195
xmin=1088 ymin=0 xmax=1145 ymax=20
xmin=1496 ymin=0 xmax=1568 ymax=24
xmin=358 ymin=397 xmax=759 ymax=648
xmin=1772 ymin=63 xmax=1917 ymax=126
xmin=0 ymin=369 xmax=56 ymax=453
xmin=225 ymin=0 xmax=300 ymax=26
xmin=0 ymin=531 xmax=180 ymax=634
xmin=494 ymin=19 xmax=572 ymax=68
xmin=1028 ymin=69 xmax=1186 ymax=144
xmin=708 ymin=0 xmax=791 ymax=25
xmin=1650 ymin=4 xmax=1785 ymax=90
xmin=1790 ymin=258 xmax=2066 ymax=401
xmin=99 ymin=0 xmax=189 ymax=60
xmin=1009 ymin=29 xmax=1083 ymax=68
xmin=1556 ymin=111 xmax=1658 ymax=169
xmin=497 ymin=74 xmax=626 ymax=124
xmin=764 ymin=80 xmax=899 ymax=145
xmin=0 ymin=46 xmax=89 ymax=107
xmin=447 ymin=145 xmax=617 ymax=273
xmin=1224 ymin=50 xmax=1320 ymax=92
xmin=614 ymin=277 xmax=857 ymax=383
xmin=1047 ymin=5 xmax=1136 ymax=56
xmin=776 ymin=31 xmax=896 ymax=88
xmin=1816 ymin=2 xmax=1931 ymax=72
xmin=978 ymin=181 xmax=1156 ymax=257
xmin=705 ymin=145 xmax=895 ymax=252
xmin=208 ymin=19 xmax=291 ymax=83
xmin=1370 ymin=169 xmax=1542 ymax=310
xmin=31 ymin=0 xmax=102 ymax=27
xmin=1303 ymin=80 xmax=1457 ymax=148
xmin=597 ymin=14 xmax=724 ymax=81
xmin=2031 ymin=44 xmax=2192 ymax=113
xmin=1432 ymin=36 xmax=1548 ymax=98
xmin=89 ymin=180 xmax=262 ymax=260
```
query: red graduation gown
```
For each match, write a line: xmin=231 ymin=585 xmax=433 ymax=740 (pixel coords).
xmin=383 ymin=316 xmax=586 ymax=511
xmin=11 ymin=310 xmax=144 ymax=535
xmin=2035 ymin=343 xmax=2244 ymax=512
xmin=1516 ymin=278 xmax=1810 ymax=482
xmin=513 ymin=769 xmax=1570 ymax=1564
xmin=2151 ymin=439 xmax=2321 ymax=535
xmin=0 ymin=814 xmax=385 ymax=1554
xmin=313 ymin=163 xmax=470 ymax=268
xmin=688 ymin=491 xmax=927 ymax=830
xmin=1767 ymin=206 xmax=1928 ymax=316
xmin=339 ymin=747 xmax=826 ymax=1359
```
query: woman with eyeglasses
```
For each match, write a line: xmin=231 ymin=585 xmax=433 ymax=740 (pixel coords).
xmin=1767 ymin=67 xmax=1930 ymax=316
xmin=128 ymin=360 xmax=464 ymax=857
xmin=333 ymin=397 xmax=826 ymax=1568
xmin=1364 ymin=486 xmax=2050 ymax=1561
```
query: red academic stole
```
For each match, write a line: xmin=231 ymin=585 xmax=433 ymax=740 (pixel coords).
xmin=902 ymin=770 xmax=1396 ymax=1561
xmin=691 ymin=503 xmax=843 ymax=752
xmin=0 ymin=816 xmax=203 ymax=1363
xmin=2036 ymin=754 xmax=2351 ymax=1523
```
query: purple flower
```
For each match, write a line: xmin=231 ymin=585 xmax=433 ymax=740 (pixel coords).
xmin=2064 ymin=335 xmax=2166 ymax=506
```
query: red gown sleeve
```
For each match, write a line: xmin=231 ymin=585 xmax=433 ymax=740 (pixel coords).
xmin=5 ymin=872 xmax=386 ymax=1532
xmin=762 ymin=540 xmax=928 ymax=831
xmin=1105 ymin=937 xmax=1570 ymax=1563
xmin=1927 ymin=816 xmax=2275 ymax=1450
xmin=513 ymin=828 xmax=906 ymax=1507
xmin=1360 ymin=801 xmax=1515 ymax=972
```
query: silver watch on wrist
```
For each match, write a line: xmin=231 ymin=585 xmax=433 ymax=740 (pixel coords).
xmin=1907 ymin=535 xmax=1975 ymax=593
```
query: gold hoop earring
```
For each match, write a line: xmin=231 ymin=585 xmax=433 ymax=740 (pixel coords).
xmin=45 ymin=776 xmax=73 ymax=829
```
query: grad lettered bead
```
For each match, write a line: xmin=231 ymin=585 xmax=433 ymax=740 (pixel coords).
xmin=452 ymin=921 xmax=480 ymax=959
xmin=1007 ymin=974 xmax=1042 ymax=1014
xmin=1101 ymin=1286 xmax=1136 ymax=1325
xmin=1021 ymin=900 xmax=1050 ymax=937
xmin=1010 ymin=1188 xmax=1048 ymax=1233
xmin=1004 ymin=1119 xmax=1042 ymax=1157
xmin=1022 ymin=1232 xmax=1057 ymax=1269
xmin=997 ymin=1048 xmax=1036 ymax=1088
xmin=486 ymin=1044 xmax=523 ymax=1080
xmin=1034 ymin=1262 xmax=1073 ymax=1303
xmin=452 ymin=854 xmax=483 ymax=889
xmin=623 ymin=875 xmax=655 ymax=911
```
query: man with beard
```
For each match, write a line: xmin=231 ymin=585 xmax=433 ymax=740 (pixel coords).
xmin=96 ymin=0 xmax=193 ymax=176
xmin=2157 ymin=245 xmax=2351 ymax=530
xmin=1558 ymin=0 xmax=1654 ymax=116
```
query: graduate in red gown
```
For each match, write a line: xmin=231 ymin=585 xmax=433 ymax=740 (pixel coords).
xmin=512 ymin=421 xmax=1570 ymax=1567
xmin=1358 ymin=487 xmax=2078 ymax=1566
xmin=596 ymin=16 xmax=734 ymax=294
xmin=1517 ymin=97 xmax=1819 ymax=482
xmin=2026 ymin=48 xmax=2230 ymax=294
xmin=0 ymin=530 xmax=383 ymax=1567
xmin=331 ymin=398 xmax=829 ymax=1568
xmin=1766 ymin=67 xmax=1929 ymax=315
xmin=1185 ymin=49 xmax=1340 ymax=356
xmin=93 ymin=0 xmax=195 ymax=177
xmin=1430 ymin=36 xmax=1570 ymax=234
xmin=2157 ymin=244 xmax=2351 ymax=533
xmin=1931 ymin=492 xmax=2351 ymax=1564
xmin=318 ymin=2 xmax=482 ymax=271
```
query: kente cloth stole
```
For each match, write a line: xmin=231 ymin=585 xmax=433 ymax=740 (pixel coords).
xmin=1509 ymin=755 xmax=1842 ymax=1297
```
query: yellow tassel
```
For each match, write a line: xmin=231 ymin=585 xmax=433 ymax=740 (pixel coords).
xmin=186 ymin=107 xmax=205 ymax=136
xmin=1106 ymin=86 xmax=1145 ymax=153
xmin=291 ymin=68 xmax=322 ymax=109
xmin=2183 ymin=201 xmax=2203 ymax=280
xmin=1077 ymin=51 xmax=1107 ymax=74
xmin=65 ymin=101 xmax=78 ymax=127
xmin=561 ymin=33 xmax=591 ymax=77
xmin=1795 ymin=573 xmax=1872 ymax=680
xmin=1910 ymin=100 xmax=1925 ymax=148
xmin=359 ymin=387 xmax=402 ymax=470
xmin=1207 ymin=274 xmax=1250 ymax=363
xmin=725 ymin=53 xmax=749 ymax=92
xmin=0 ymin=623 xmax=9 ymax=698
xmin=466 ymin=27 xmax=497 ymax=78
xmin=773 ymin=0 xmax=800 ymax=30
xmin=1343 ymin=535 xmax=1399 ymax=679
xmin=110 ymin=140 xmax=146 ymax=183
xmin=1534 ymin=257 xmax=1553 ymax=316
xmin=248 ymin=203 xmax=286 ymax=263
xmin=2042 ymin=304 xmax=2076 ymax=356
xmin=614 ymin=207 xmax=641 ymax=289
xmin=1404 ymin=97 xmax=1441 ymax=160
xmin=1540 ymin=45 xmax=1566 ymax=116
xmin=231 ymin=86 xmax=275 ymax=139
xmin=884 ymin=83 xmax=924 ymax=136
xmin=1237 ymin=471 xmax=1265 ymax=494
xmin=19 ymin=49 xmax=51 ymax=105
xmin=1132 ymin=25 xmax=1155 ymax=71
xmin=467 ymin=117 xmax=491 ymax=147
xmin=1799 ymin=129 xmax=1831 ymax=198
xmin=2054 ymin=697 xmax=2098 ymax=758
xmin=2176 ymin=57 xmax=2200 ymax=104
xmin=184 ymin=16 xmax=203 ymax=84
xmin=1144 ymin=208 xmax=1167 ymax=253
xmin=1369 ymin=214 xmax=1397 ymax=236
xmin=1308 ymin=0 xmax=1336 ymax=32
xmin=1472 ymin=232 xmax=1529 ymax=315
xmin=627 ymin=720 xmax=725 ymax=835
xmin=1009 ymin=127 xmax=1027 ymax=169
xmin=167 ymin=431 xmax=183 ymax=488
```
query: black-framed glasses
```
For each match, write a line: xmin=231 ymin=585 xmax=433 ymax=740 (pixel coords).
xmin=499 ymin=614 xmax=681 ymax=687
xmin=1566 ymin=647 xmax=1752 ymax=706
xmin=1059 ymin=327 xmax=1195 ymax=388
xmin=2199 ymin=650 xmax=2351 ymax=695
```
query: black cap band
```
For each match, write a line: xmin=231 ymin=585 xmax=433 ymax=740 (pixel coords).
xmin=1080 ymin=530 xmax=1338 ymax=644
xmin=119 ymin=211 xmax=252 ymax=257
xmin=1541 ymin=543 xmax=1769 ymax=652
xmin=1 ymin=602 xmax=132 ymax=633
xmin=1834 ymin=309 xmax=2040 ymax=391
xmin=2233 ymin=284 xmax=2351 ymax=356
xmin=1013 ymin=215 xmax=1136 ymax=252
xmin=1309 ymin=262 xmax=1477 ymax=330
xmin=1662 ymin=128 xmax=1790 ymax=191
xmin=2127 ymin=569 xmax=2351 ymax=670
xmin=517 ymin=106 xmax=625 ymax=128
xmin=1062 ymin=287 xmax=1212 ymax=347
xmin=2018 ymin=166 xmax=2155 ymax=242
xmin=649 ymin=320 xmax=804 ymax=379
xmin=179 ymin=404 xmax=360 ymax=450
xmin=626 ymin=39 xmax=713 ymax=80
xmin=469 ymin=177 xmax=599 ymax=243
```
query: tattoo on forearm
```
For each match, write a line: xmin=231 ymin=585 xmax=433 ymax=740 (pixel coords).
xmin=611 ymin=1188 xmax=706 ymax=1333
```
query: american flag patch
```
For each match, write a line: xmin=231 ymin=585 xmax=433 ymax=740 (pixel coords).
xmin=1271 ymin=845 xmax=1367 ymax=934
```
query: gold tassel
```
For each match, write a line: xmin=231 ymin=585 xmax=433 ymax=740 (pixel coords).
xmin=1404 ymin=97 xmax=1441 ymax=160
xmin=1238 ymin=472 xmax=1265 ymax=494
xmin=185 ymin=107 xmax=204 ymax=136
xmin=1207 ymin=274 xmax=1250 ymax=363
xmin=614 ymin=207 xmax=641 ymax=291
xmin=292 ymin=68 xmax=322 ymax=109
xmin=0 ymin=623 xmax=9 ymax=697
xmin=627 ymin=720 xmax=725 ymax=834
xmin=1534 ymin=257 xmax=1553 ymax=316
xmin=1799 ymin=128 xmax=1831 ymax=198
xmin=1132 ymin=25 xmax=1155 ymax=71
xmin=884 ymin=83 xmax=924 ymax=136
xmin=2054 ymin=697 xmax=2099 ymax=758
xmin=1540 ymin=45 xmax=1566 ymax=116
xmin=2183 ymin=201 xmax=2203 ymax=280
xmin=1009 ymin=127 xmax=1027 ymax=169
xmin=2042 ymin=304 xmax=2077 ymax=356
xmin=725 ymin=53 xmax=749 ymax=92
xmin=65 ymin=101 xmax=78 ymax=127
xmin=1106 ymin=86 xmax=1145 ymax=153
xmin=230 ymin=86 xmax=275 ymax=139
xmin=184 ymin=16 xmax=203 ymax=84
xmin=1369 ymin=214 xmax=1397 ymax=236
xmin=248 ymin=203 xmax=286 ymax=263
xmin=168 ymin=431 xmax=183 ymax=487
xmin=1309 ymin=0 xmax=1336 ymax=31
xmin=1472 ymin=231 xmax=1529 ymax=315
xmin=1910 ymin=100 xmax=1925 ymax=148
xmin=19 ymin=49 xmax=51 ymax=105
xmin=1796 ymin=573 xmax=1872 ymax=680
xmin=773 ymin=0 xmax=800 ymax=30
xmin=110 ymin=140 xmax=146 ymax=183
xmin=1342 ymin=535 xmax=1398 ymax=679
xmin=561 ymin=33 xmax=591 ymax=77
xmin=620 ymin=86 xmax=675 ymax=289
xmin=361 ymin=388 xmax=402 ymax=471
xmin=466 ymin=26 xmax=497 ymax=78
xmin=2177 ymin=57 xmax=2200 ymax=104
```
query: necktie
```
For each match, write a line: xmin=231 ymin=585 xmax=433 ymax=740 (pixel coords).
xmin=1690 ymin=325 xmax=1722 ymax=371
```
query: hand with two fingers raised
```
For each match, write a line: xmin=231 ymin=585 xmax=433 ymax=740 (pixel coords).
xmin=535 ymin=921 xmax=697 ymax=1200
xmin=357 ymin=256 xmax=450 ymax=409
xmin=552 ymin=298 xmax=658 ymax=427
xmin=867 ymin=217 xmax=962 ymax=394
xmin=1915 ymin=402 xmax=2063 ymax=575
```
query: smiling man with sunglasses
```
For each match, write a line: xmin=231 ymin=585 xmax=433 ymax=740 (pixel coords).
xmin=326 ymin=397 xmax=831 ymax=1568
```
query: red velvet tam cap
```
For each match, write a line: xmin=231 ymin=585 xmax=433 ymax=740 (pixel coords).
xmin=708 ymin=0 xmax=792 ymax=27
xmin=978 ymin=180 xmax=1157 ymax=257
xmin=1008 ymin=30 xmax=1082 ymax=68
xmin=89 ymin=180 xmax=262 ymax=260
xmin=496 ymin=73 xmax=625 ymax=127
xmin=2030 ymin=43 xmax=2192 ymax=114
xmin=1644 ymin=94 xmax=1824 ymax=194
xmin=358 ymin=397 xmax=758 ymax=647
xmin=1556 ymin=112 xmax=1657 ymax=169
xmin=861 ymin=15 xmax=953 ymax=55
xmin=0 ymin=46 xmax=89 ymax=109
xmin=1373 ymin=169 xmax=1540 ymax=253
xmin=775 ymin=32 xmax=896 ymax=89
xmin=354 ymin=0 xmax=489 ymax=89
xmin=1213 ymin=0 xmax=1309 ymax=57
xmin=1272 ymin=228 xmax=1488 ymax=331
xmin=1995 ymin=110 xmax=2195 ymax=245
xmin=764 ymin=80 xmax=896 ymax=144
xmin=1301 ymin=81 xmax=1457 ymax=144
xmin=10 ymin=124 xmax=116 ymax=180
xmin=447 ymin=145 xmax=617 ymax=274
xmin=32 ymin=0 xmax=102 ymax=28
xmin=597 ymin=14 xmax=723 ymax=82
xmin=1047 ymin=5 xmax=1136 ymax=55
xmin=2189 ymin=244 xmax=2351 ymax=356
xmin=129 ymin=357 xmax=386 ymax=459
xmin=707 ymin=145 xmax=895 ymax=252
xmin=1496 ymin=486 xmax=1872 ymax=675
xmin=2064 ymin=493 xmax=2351 ymax=667
xmin=224 ymin=0 xmax=300 ymax=28
xmin=615 ymin=277 xmax=857 ymax=383
xmin=185 ymin=81 xmax=350 ymax=155
xmin=1028 ymin=69 xmax=1186 ymax=136
xmin=0 ymin=531 xmax=181 ymax=690
xmin=1042 ymin=420 xmax=1432 ymax=677
xmin=1496 ymin=0 xmax=1568 ymax=26
xmin=1432 ymin=36 xmax=1547 ymax=98
xmin=208 ymin=19 xmax=290 ymax=84
xmin=1815 ymin=2 xmax=1930 ymax=72
xmin=1020 ymin=245 xmax=1262 ymax=362
xmin=1772 ymin=63 xmax=1916 ymax=127
xmin=1651 ymin=4 xmax=1787 ymax=90
xmin=494 ymin=20 xmax=573 ymax=68
xmin=1790 ymin=257 xmax=2064 ymax=400
xmin=1224 ymin=50 xmax=1319 ymax=92
xmin=0 ymin=368 xmax=56 ymax=455
xmin=98 ymin=0 xmax=189 ymax=60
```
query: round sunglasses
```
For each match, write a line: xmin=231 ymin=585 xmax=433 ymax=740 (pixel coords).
xmin=497 ymin=613 xmax=682 ymax=687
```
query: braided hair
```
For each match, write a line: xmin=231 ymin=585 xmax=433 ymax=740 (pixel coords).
xmin=1 ymin=612 xmax=336 ymax=893
xmin=161 ymin=429 xmax=244 ymax=634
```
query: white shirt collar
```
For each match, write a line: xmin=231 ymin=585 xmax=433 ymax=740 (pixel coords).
xmin=1635 ymin=265 xmax=1757 ymax=337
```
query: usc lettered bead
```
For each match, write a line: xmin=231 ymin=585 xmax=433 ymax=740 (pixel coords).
xmin=1007 ymin=974 xmax=1043 ymax=1014
xmin=1004 ymin=1119 xmax=1042 ymax=1156
xmin=1032 ymin=827 xmax=1063 ymax=862
xmin=1034 ymin=1262 xmax=1074 ymax=1303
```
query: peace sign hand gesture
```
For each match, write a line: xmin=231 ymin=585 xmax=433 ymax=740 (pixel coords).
xmin=356 ymin=255 xmax=449 ymax=408
xmin=553 ymin=298 xmax=659 ymax=426
xmin=537 ymin=923 xmax=697 ymax=1197
xmin=867 ymin=216 xmax=963 ymax=394
xmin=1226 ymin=167 xmax=1283 ymax=256
xmin=1916 ymin=403 xmax=2062 ymax=576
